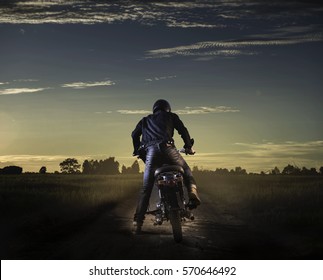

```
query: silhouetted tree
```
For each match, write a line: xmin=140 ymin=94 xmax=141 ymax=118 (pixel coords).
xmin=214 ymin=168 xmax=230 ymax=175
xmin=59 ymin=158 xmax=81 ymax=174
xmin=320 ymin=166 xmax=323 ymax=175
xmin=282 ymin=164 xmax=301 ymax=175
xmin=97 ymin=157 xmax=120 ymax=174
xmin=0 ymin=166 xmax=23 ymax=175
xmin=82 ymin=160 xmax=92 ymax=174
xmin=121 ymin=164 xmax=128 ymax=174
xmin=192 ymin=166 xmax=199 ymax=173
xmin=122 ymin=160 xmax=140 ymax=174
xmin=39 ymin=166 xmax=47 ymax=174
xmin=81 ymin=157 xmax=120 ymax=175
xmin=234 ymin=166 xmax=247 ymax=175
xmin=271 ymin=166 xmax=280 ymax=175
xmin=131 ymin=160 xmax=140 ymax=173
xmin=300 ymin=167 xmax=318 ymax=176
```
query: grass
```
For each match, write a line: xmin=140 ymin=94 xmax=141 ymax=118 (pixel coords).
xmin=1 ymin=173 xmax=141 ymax=219
xmin=195 ymin=173 xmax=323 ymax=231
xmin=2 ymin=173 xmax=323 ymax=259
xmin=0 ymin=174 xmax=142 ymax=259
xmin=2 ymin=173 xmax=322 ymax=233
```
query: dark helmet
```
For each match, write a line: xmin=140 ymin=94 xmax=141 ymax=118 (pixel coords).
xmin=153 ymin=99 xmax=171 ymax=113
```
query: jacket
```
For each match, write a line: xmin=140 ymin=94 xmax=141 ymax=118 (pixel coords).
xmin=131 ymin=110 xmax=192 ymax=152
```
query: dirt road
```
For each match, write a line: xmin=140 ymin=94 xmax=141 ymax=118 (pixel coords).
xmin=5 ymin=189 xmax=321 ymax=260
xmin=15 ymin=193 xmax=291 ymax=260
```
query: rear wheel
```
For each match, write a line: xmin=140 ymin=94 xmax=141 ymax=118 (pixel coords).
xmin=169 ymin=210 xmax=182 ymax=242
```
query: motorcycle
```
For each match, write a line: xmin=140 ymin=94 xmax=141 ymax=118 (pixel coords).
xmin=145 ymin=148 xmax=195 ymax=243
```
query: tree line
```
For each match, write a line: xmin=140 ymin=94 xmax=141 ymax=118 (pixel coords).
xmin=58 ymin=157 xmax=140 ymax=175
xmin=193 ymin=164 xmax=323 ymax=176
xmin=1 ymin=160 xmax=323 ymax=176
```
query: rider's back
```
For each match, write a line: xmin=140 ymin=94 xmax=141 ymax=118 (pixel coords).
xmin=140 ymin=111 xmax=191 ymax=147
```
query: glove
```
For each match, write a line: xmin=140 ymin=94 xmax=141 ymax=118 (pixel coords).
xmin=185 ymin=147 xmax=195 ymax=155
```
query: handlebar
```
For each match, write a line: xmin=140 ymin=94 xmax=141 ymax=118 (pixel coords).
xmin=178 ymin=138 xmax=195 ymax=155
xmin=178 ymin=147 xmax=195 ymax=155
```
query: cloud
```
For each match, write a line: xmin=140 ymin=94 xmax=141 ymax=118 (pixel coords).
xmin=117 ymin=110 xmax=151 ymax=115
xmin=146 ymin=33 xmax=323 ymax=59
xmin=15 ymin=1 xmax=67 ymax=7
xmin=0 ymin=79 xmax=38 ymax=85
xmin=188 ymin=140 xmax=323 ymax=172
xmin=0 ymin=87 xmax=48 ymax=95
xmin=174 ymin=106 xmax=240 ymax=115
xmin=234 ymin=140 xmax=323 ymax=158
xmin=2 ymin=0 xmax=321 ymax=31
xmin=145 ymin=75 xmax=177 ymax=82
xmin=166 ymin=19 xmax=225 ymax=29
xmin=13 ymin=79 xmax=39 ymax=82
xmin=61 ymin=80 xmax=115 ymax=89
xmin=116 ymin=106 xmax=239 ymax=115
xmin=94 ymin=111 xmax=112 ymax=114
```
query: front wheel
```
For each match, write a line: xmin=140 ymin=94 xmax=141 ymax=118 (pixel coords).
xmin=169 ymin=210 xmax=183 ymax=242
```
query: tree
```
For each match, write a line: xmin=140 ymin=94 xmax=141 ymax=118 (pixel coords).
xmin=122 ymin=160 xmax=140 ymax=174
xmin=0 ymin=166 xmax=23 ymax=175
xmin=59 ymin=158 xmax=81 ymax=174
xmin=310 ymin=167 xmax=318 ymax=175
xmin=39 ymin=166 xmax=47 ymax=174
xmin=100 ymin=157 xmax=120 ymax=174
xmin=192 ymin=166 xmax=199 ymax=173
xmin=81 ymin=157 xmax=120 ymax=175
xmin=82 ymin=160 xmax=92 ymax=174
xmin=234 ymin=166 xmax=247 ymax=175
xmin=121 ymin=164 xmax=128 ymax=174
xmin=214 ymin=168 xmax=229 ymax=175
xmin=131 ymin=160 xmax=140 ymax=174
xmin=271 ymin=166 xmax=280 ymax=175
xmin=282 ymin=164 xmax=301 ymax=175
xmin=320 ymin=166 xmax=323 ymax=175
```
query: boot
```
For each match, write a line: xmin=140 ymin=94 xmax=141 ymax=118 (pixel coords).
xmin=133 ymin=217 xmax=143 ymax=234
xmin=188 ymin=186 xmax=201 ymax=209
xmin=134 ymin=223 xmax=143 ymax=235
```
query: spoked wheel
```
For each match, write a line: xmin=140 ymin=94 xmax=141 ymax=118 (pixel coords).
xmin=169 ymin=210 xmax=183 ymax=243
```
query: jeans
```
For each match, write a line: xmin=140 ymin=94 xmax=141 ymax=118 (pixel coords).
xmin=134 ymin=143 xmax=197 ymax=224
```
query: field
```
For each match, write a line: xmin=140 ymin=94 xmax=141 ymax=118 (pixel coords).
xmin=0 ymin=174 xmax=141 ymax=259
xmin=1 ymin=173 xmax=323 ymax=259
xmin=195 ymin=173 xmax=323 ymax=230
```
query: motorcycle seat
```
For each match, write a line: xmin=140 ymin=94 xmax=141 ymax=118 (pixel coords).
xmin=154 ymin=165 xmax=184 ymax=177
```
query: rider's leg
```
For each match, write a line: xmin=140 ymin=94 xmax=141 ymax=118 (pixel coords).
xmin=133 ymin=145 xmax=160 ymax=231
xmin=163 ymin=146 xmax=201 ymax=206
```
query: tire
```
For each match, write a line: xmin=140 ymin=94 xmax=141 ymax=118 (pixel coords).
xmin=169 ymin=210 xmax=183 ymax=242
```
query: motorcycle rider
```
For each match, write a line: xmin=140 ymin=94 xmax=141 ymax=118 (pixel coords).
xmin=132 ymin=99 xmax=201 ymax=233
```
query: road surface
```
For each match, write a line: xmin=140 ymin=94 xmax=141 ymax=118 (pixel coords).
xmin=4 ymin=191 xmax=320 ymax=260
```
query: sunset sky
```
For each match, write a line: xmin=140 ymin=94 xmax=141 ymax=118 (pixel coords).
xmin=0 ymin=0 xmax=322 ymax=173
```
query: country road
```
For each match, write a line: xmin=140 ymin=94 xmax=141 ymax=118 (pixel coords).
xmin=3 ymin=188 xmax=321 ymax=260
xmin=11 ymin=192 xmax=289 ymax=260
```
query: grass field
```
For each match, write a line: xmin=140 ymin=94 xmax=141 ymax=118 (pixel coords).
xmin=195 ymin=173 xmax=323 ymax=230
xmin=0 ymin=174 xmax=142 ymax=259
xmin=0 ymin=174 xmax=141 ymax=225
xmin=1 ymin=173 xmax=323 ymax=259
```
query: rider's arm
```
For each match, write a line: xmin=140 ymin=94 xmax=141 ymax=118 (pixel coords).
xmin=172 ymin=113 xmax=192 ymax=148
xmin=131 ymin=119 xmax=142 ymax=155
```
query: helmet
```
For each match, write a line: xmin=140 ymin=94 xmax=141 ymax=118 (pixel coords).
xmin=153 ymin=99 xmax=171 ymax=113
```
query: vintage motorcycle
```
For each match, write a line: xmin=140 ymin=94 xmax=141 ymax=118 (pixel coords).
xmin=145 ymin=151 xmax=196 ymax=243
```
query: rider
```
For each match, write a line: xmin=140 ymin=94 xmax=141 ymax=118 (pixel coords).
xmin=132 ymin=99 xmax=201 ymax=233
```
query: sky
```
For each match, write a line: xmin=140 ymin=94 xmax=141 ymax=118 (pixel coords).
xmin=0 ymin=0 xmax=323 ymax=173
